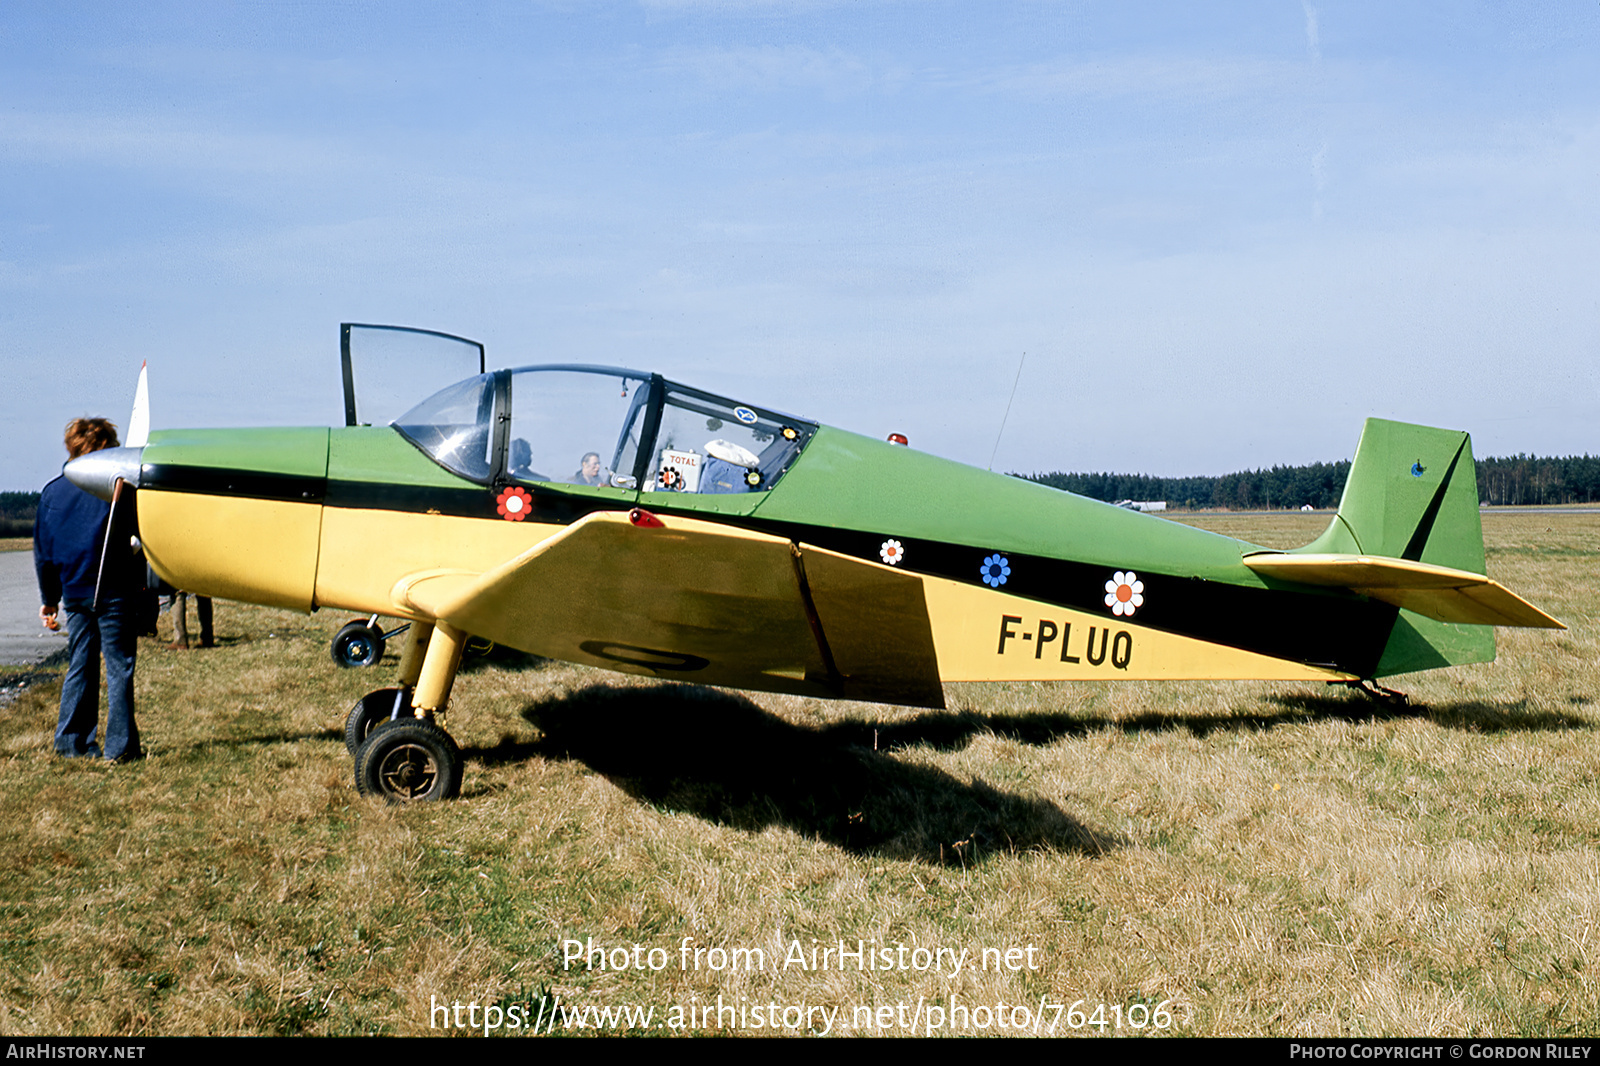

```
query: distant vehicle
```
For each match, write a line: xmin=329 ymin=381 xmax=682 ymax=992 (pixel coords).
xmin=1114 ymin=500 xmax=1167 ymax=513
xmin=67 ymin=324 xmax=1563 ymax=802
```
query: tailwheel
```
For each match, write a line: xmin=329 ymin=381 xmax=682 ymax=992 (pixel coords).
xmin=1336 ymin=679 xmax=1411 ymax=708
xmin=354 ymin=719 xmax=463 ymax=802
xmin=345 ymin=687 xmax=412 ymax=756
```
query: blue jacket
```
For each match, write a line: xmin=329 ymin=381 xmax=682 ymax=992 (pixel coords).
xmin=34 ymin=474 xmax=112 ymax=608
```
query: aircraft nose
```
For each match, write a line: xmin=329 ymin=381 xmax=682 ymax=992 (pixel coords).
xmin=65 ymin=446 xmax=144 ymax=501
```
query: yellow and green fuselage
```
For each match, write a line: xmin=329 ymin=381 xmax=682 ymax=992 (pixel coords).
xmin=115 ymin=378 xmax=1561 ymax=712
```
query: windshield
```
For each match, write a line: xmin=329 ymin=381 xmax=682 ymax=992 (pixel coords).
xmin=393 ymin=365 xmax=816 ymax=493
xmin=644 ymin=385 xmax=813 ymax=495
xmin=393 ymin=373 xmax=497 ymax=481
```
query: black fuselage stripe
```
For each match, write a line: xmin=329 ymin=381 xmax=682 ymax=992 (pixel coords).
xmin=142 ymin=467 xmax=1394 ymax=674
xmin=729 ymin=516 xmax=1394 ymax=677
xmin=142 ymin=464 xmax=326 ymax=503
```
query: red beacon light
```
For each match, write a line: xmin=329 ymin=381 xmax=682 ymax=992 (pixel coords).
xmin=628 ymin=508 xmax=664 ymax=528
xmin=887 ymin=433 xmax=909 ymax=447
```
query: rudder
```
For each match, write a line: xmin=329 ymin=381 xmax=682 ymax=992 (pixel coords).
xmin=1300 ymin=418 xmax=1494 ymax=676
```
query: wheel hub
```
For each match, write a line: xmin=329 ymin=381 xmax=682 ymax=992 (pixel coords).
xmin=378 ymin=744 xmax=438 ymax=798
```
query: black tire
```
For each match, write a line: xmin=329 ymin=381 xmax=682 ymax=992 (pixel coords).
xmin=331 ymin=621 xmax=386 ymax=668
xmin=354 ymin=719 xmax=462 ymax=802
xmin=344 ymin=687 xmax=410 ymax=756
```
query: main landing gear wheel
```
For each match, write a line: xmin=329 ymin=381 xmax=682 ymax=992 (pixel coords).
xmin=354 ymin=719 xmax=462 ymax=802
xmin=345 ymin=687 xmax=412 ymax=756
xmin=331 ymin=620 xmax=386 ymax=669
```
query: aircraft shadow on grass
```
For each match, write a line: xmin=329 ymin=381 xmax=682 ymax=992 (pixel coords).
xmin=1263 ymin=691 xmax=1592 ymax=733
xmin=876 ymin=690 xmax=1591 ymax=748
xmin=200 ymin=684 xmax=1588 ymax=772
xmin=482 ymin=683 xmax=1121 ymax=865
xmin=467 ymin=683 xmax=1591 ymax=862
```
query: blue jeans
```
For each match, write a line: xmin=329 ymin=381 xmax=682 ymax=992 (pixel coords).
xmin=57 ymin=597 xmax=139 ymax=760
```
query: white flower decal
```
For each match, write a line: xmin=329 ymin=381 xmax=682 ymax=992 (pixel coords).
xmin=879 ymin=539 xmax=905 ymax=566
xmin=1104 ymin=571 xmax=1144 ymax=616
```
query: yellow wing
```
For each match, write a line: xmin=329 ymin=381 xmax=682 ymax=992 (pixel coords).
xmin=1242 ymin=552 xmax=1564 ymax=629
xmin=390 ymin=510 xmax=947 ymax=707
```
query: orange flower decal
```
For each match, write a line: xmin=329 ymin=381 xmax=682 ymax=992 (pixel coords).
xmin=496 ymin=486 xmax=532 ymax=521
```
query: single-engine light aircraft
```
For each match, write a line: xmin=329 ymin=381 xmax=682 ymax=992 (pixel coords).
xmin=66 ymin=324 xmax=1563 ymax=801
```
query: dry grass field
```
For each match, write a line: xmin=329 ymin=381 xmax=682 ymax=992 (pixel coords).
xmin=1 ymin=511 xmax=1596 ymax=1037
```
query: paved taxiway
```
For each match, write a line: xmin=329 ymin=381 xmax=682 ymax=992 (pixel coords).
xmin=0 ymin=550 xmax=68 ymax=665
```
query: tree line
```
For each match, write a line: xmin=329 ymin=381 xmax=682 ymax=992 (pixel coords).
xmin=0 ymin=491 xmax=39 ymax=537
xmin=1022 ymin=454 xmax=1600 ymax=510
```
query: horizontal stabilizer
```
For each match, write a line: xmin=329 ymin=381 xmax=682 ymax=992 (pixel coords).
xmin=1243 ymin=552 xmax=1564 ymax=630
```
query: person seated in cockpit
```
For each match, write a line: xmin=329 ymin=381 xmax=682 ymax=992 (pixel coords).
xmin=570 ymin=451 xmax=606 ymax=487
xmin=699 ymin=439 xmax=760 ymax=494
xmin=508 ymin=438 xmax=544 ymax=481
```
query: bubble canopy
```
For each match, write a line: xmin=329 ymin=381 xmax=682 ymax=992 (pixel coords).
xmin=393 ymin=365 xmax=817 ymax=495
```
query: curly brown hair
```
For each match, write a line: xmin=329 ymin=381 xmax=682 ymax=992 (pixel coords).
xmin=64 ymin=417 xmax=120 ymax=459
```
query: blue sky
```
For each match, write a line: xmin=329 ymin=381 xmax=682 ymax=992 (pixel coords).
xmin=4 ymin=1 xmax=1597 ymax=490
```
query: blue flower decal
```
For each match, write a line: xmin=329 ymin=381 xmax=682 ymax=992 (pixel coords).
xmin=980 ymin=554 xmax=1011 ymax=587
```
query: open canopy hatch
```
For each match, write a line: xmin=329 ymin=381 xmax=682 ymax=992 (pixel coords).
xmin=340 ymin=323 xmax=485 ymax=429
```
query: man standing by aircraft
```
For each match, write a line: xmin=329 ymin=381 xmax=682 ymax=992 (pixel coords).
xmin=34 ymin=417 xmax=141 ymax=762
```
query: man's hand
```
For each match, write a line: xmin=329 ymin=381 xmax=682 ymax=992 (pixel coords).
xmin=40 ymin=604 xmax=59 ymax=632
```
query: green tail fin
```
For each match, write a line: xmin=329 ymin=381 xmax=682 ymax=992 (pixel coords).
xmin=1302 ymin=418 xmax=1495 ymax=676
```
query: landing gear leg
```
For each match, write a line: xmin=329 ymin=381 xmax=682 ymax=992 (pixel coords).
xmin=410 ymin=622 xmax=465 ymax=725
xmin=343 ymin=621 xmax=434 ymax=754
xmin=351 ymin=621 xmax=467 ymax=801
xmin=395 ymin=620 xmax=434 ymax=694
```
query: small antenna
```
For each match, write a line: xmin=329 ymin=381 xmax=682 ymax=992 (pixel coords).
xmin=988 ymin=352 xmax=1026 ymax=471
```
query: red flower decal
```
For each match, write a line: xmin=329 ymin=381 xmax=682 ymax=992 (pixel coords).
xmin=496 ymin=486 xmax=532 ymax=521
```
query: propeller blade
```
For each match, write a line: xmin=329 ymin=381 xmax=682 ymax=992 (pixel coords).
xmin=126 ymin=361 xmax=150 ymax=448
